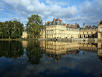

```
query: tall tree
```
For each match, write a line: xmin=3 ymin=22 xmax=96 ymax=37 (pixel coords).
xmin=27 ymin=14 xmax=43 ymax=38
xmin=0 ymin=22 xmax=3 ymax=38
xmin=0 ymin=20 xmax=24 ymax=39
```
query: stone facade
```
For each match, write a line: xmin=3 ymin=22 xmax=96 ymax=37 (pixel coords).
xmin=22 ymin=31 xmax=28 ymax=39
xmin=40 ymin=18 xmax=99 ymax=39
xmin=98 ymin=21 xmax=102 ymax=39
xmin=44 ymin=25 xmax=79 ymax=39
xmin=79 ymin=28 xmax=97 ymax=38
xmin=40 ymin=25 xmax=97 ymax=39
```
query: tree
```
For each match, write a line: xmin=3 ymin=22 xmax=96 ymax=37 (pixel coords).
xmin=10 ymin=20 xmax=24 ymax=39
xmin=0 ymin=22 xmax=3 ymax=38
xmin=0 ymin=20 xmax=24 ymax=39
xmin=26 ymin=14 xmax=43 ymax=38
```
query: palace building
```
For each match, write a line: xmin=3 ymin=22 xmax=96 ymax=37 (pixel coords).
xmin=40 ymin=18 xmax=99 ymax=39
xmin=21 ymin=27 xmax=28 ymax=39
xmin=98 ymin=21 xmax=102 ymax=39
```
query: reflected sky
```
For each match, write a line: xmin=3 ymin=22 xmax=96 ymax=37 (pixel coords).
xmin=0 ymin=40 xmax=102 ymax=77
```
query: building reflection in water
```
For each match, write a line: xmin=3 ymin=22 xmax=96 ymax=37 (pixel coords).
xmin=0 ymin=40 xmax=102 ymax=77
xmin=98 ymin=42 xmax=102 ymax=60
xmin=40 ymin=40 xmax=102 ymax=61
xmin=22 ymin=41 xmax=28 ymax=49
xmin=21 ymin=40 xmax=102 ymax=62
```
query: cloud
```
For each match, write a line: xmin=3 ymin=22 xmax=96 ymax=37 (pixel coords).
xmin=3 ymin=0 xmax=78 ymax=23
xmin=79 ymin=0 xmax=102 ymax=25
xmin=45 ymin=0 xmax=68 ymax=6
xmin=62 ymin=0 xmax=102 ymax=26
xmin=1 ymin=0 xmax=102 ymax=26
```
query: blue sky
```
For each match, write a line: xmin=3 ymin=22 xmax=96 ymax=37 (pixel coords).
xmin=0 ymin=0 xmax=102 ymax=26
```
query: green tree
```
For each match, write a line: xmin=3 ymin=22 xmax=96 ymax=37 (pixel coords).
xmin=0 ymin=20 xmax=24 ymax=39
xmin=27 ymin=14 xmax=43 ymax=38
xmin=11 ymin=20 xmax=24 ymax=38
xmin=0 ymin=22 xmax=3 ymax=38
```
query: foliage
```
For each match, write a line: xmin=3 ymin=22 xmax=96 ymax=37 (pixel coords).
xmin=0 ymin=22 xmax=3 ymax=38
xmin=0 ymin=20 xmax=24 ymax=39
xmin=26 ymin=14 xmax=44 ymax=38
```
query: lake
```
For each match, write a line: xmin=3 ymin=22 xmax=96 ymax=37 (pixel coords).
xmin=0 ymin=40 xmax=102 ymax=77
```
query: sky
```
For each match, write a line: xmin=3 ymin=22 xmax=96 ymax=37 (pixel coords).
xmin=0 ymin=0 xmax=102 ymax=26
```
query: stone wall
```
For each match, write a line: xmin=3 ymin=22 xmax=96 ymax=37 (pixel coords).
xmin=40 ymin=25 xmax=97 ymax=39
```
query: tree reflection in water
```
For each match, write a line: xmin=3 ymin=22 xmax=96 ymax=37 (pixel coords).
xmin=46 ymin=54 xmax=62 ymax=62
xmin=0 ymin=40 xmax=102 ymax=77
xmin=0 ymin=41 xmax=23 ymax=58
xmin=26 ymin=40 xmax=43 ymax=64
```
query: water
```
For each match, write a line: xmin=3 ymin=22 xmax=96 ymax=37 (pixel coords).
xmin=0 ymin=40 xmax=102 ymax=77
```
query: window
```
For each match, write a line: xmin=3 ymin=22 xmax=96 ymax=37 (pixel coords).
xmin=100 ymin=28 xmax=102 ymax=32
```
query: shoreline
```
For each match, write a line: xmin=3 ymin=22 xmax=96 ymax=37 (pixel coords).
xmin=0 ymin=38 xmax=38 ymax=41
xmin=0 ymin=38 xmax=100 ymax=43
